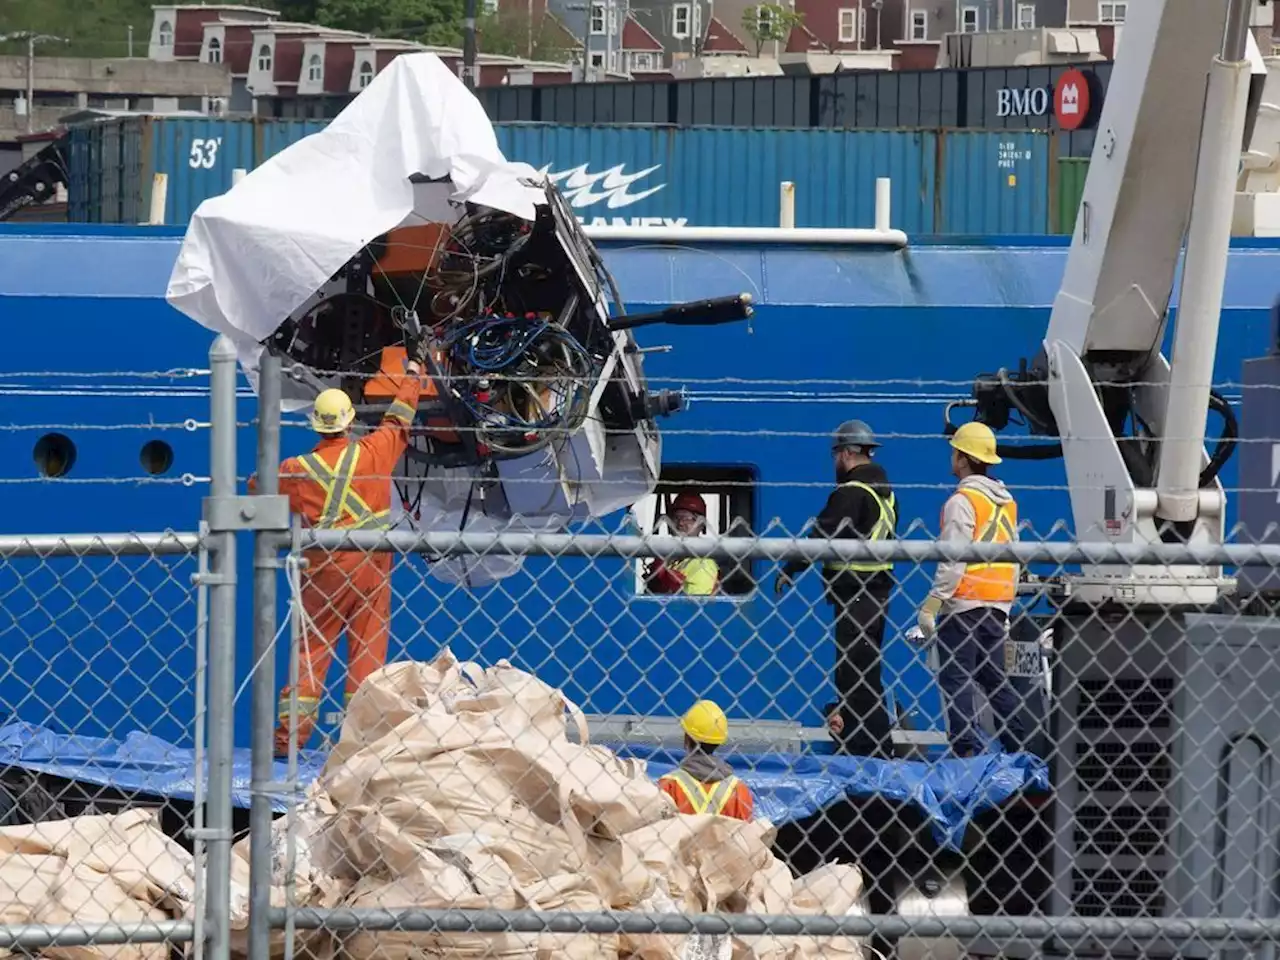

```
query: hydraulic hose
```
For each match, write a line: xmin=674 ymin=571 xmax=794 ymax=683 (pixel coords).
xmin=996 ymin=442 xmax=1064 ymax=461
xmin=1199 ymin=388 xmax=1238 ymax=487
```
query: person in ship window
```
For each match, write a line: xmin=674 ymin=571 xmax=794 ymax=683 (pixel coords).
xmin=644 ymin=492 xmax=720 ymax=597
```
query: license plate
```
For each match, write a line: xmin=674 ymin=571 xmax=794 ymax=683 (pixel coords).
xmin=1004 ymin=640 xmax=1043 ymax=678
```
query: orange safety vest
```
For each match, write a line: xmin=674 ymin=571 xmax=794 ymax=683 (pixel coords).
xmin=659 ymin=769 xmax=747 ymax=817
xmin=951 ymin=488 xmax=1018 ymax=603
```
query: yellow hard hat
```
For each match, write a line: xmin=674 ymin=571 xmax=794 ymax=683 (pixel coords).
xmin=950 ymin=421 xmax=1002 ymax=465
xmin=310 ymin=388 xmax=355 ymax=434
xmin=680 ymin=700 xmax=729 ymax=746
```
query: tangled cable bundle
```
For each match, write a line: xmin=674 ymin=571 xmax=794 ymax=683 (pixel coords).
xmin=438 ymin=311 xmax=594 ymax=455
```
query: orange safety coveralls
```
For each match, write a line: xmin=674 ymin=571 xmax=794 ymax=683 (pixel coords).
xmin=658 ymin=769 xmax=754 ymax=821
xmin=273 ymin=376 xmax=421 ymax=752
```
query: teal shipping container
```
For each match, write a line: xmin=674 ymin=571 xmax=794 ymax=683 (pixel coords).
xmin=938 ymin=130 xmax=1052 ymax=235
xmin=67 ymin=117 xmax=256 ymax=226
xmin=494 ymin=125 xmax=940 ymax=233
xmin=67 ymin=117 xmax=1055 ymax=235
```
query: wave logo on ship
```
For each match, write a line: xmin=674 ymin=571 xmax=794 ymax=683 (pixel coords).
xmin=537 ymin=163 xmax=687 ymax=227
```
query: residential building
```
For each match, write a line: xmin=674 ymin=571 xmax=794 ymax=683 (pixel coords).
xmin=627 ymin=0 xmax=711 ymax=64
xmin=147 ymin=2 xmax=580 ymax=118
xmin=618 ymin=16 xmax=667 ymax=74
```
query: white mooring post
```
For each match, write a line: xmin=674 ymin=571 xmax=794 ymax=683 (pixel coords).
xmin=875 ymin=177 xmax=892 ymax=232
xmin=779 ymin=181 xmax=796 ymax=229
xmin=147 ymin=172 xmax=168 ymax=225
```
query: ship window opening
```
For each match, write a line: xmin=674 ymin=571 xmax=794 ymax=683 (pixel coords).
xmin=33 ymin=433 xmax=76 ymax=479
xmin=631 ymin=464 xmax=757 ymax=598
xmin=140 ymin=440 xmax=174 ymax=476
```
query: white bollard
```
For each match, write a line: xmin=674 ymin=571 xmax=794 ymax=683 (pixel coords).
xmin=875 ymin=177 xmax=892 ymax=232
xmin=232 ymin=167 xmax=247 ymax=186
xmin=148 ymin=172 xmax=168 ymax=225
xmin=779 ymin=181 xmax=796 ymax=229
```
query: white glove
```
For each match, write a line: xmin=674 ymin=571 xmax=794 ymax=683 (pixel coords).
xmin=917 ymin=595 xmax=943 ymax=641
xmin=904 ymin=626 xmax=931 ymax=648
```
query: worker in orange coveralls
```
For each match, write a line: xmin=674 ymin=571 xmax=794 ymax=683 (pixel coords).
xmin=259 ymin=343 xmax=425 ymax=757
xmin=658 ymin=700 xmax=754 ymax=820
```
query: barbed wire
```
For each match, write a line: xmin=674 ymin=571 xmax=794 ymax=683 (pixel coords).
xmin=5 ymin=370 xmax=1270 ymax=390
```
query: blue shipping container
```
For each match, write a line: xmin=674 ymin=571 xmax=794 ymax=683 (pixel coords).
xmin=255 ymin=119 xmax=329 ymax=166
xmin=938 ymin=130 xmax=1051 ymax=234
xmin=67 ymin=118 xmax=1054 ymax=235
xmin=493 ymin=125 xmax=940 ymax=233
xmin=67 ymin=117 xmax=257 ymax=226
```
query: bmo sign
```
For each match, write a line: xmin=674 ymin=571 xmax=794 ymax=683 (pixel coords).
xmin=996 ymin=85 xmax=1051 ymax=118
xmin=994 ymin=68 xmax=1096 ymax=129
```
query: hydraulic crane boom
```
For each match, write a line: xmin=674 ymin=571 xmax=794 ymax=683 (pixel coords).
xmin=952 ymin=0 xmax=1269 ymax=607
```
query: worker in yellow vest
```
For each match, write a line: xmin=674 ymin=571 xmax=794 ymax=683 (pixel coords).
xmin=916 ymin=422 xmax=1029 ymax=757
xmin=657 ymin=701 xmax=754 ymax=820
xmin=645 ymin=492 xmax=721 ymax=596
xmin=774 ymin=419 xmax=897 ymax=758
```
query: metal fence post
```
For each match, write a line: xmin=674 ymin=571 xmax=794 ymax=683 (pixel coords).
xmin=203 ymin=334 xmax=238 ymax=960
xmin=248 ymin=348 xmax=283 ymax=960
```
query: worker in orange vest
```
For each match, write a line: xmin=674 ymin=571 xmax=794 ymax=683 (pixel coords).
xmin=916 ymin=422 xmax=1029 ymax=757
xmin=644 ymin=492 xmax=721 ymax=596
xmin=657 ymin=700 xmax=754 ymax=820
xmin=265 ymin=343 xmax=425 ymax=756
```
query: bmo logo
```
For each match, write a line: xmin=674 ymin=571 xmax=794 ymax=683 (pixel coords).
xmin=994 ymin=67 xmax=1098 ymax=129
xmin=1054 ymin=68 xmax=1091 ymax=130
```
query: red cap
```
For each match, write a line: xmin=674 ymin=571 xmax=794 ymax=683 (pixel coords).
xmin=670 ymin=492 xmax=707 ymax=517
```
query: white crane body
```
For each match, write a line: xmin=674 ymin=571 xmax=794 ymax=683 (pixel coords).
xmin=961 ymin=0 xmax=1269 ymax=607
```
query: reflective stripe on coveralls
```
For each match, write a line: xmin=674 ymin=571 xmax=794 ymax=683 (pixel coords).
xmin=825 ymin=481 xmax=897 ymax=574
xmin=660 ymin=769 xmax=743 ymax=815
xmin=669 ymin=557 xmax=719 ymax=595
xmin=279 ymin=443 xmax=392 ymax=722
xmin=294 ymin=444 xmax=392 ymax=531
xmin=953 ymin=488 xmax=1018 ymax=603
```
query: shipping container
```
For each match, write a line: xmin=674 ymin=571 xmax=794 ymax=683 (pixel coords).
xmin=254 ymin=118 xmax=329 ymax=166
xmin=254 ymin=63 xmax=1113 ymax=135
xmin=937 ymin=129 xmax=1051 ymax=234
xmin=69 ymin=119 xmax=1059 ymax=236
xmin=67 ymin=117 xmax=256 ymax=226
xmin=493 ymin=125 xmax=940 ymax=233
xmin=814 ymin=70 xmax=962 ymax=129
xmin=1054 ymin=157 xmax=1089 ymax=235
xmin=473 ymin=62 xmax=1112 ymax=135
xmin=960 ymin=62 xmax=1112 ymax=130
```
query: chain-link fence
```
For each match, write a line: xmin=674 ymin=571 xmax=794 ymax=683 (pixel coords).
xmin=253 ymin=528 xmax=1280 ymax=959
xmin=0 ymin=532 xmax=205 ymax=956
xmin=0 ymin=339 xmax=248 ymax=960
xmin=219 ymin=346 xmax=1280 ymax=960
xmin=9 ymin=334 xmax=1280 ymax=960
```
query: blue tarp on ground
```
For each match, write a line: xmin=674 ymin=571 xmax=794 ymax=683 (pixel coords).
xmin=0 ymin=723 xmax=1049 ymax=850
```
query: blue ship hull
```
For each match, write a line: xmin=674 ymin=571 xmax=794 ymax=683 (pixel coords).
xmin=3 ymin=225 xmax=1278 ymax=749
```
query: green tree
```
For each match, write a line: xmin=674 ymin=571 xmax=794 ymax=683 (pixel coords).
xmin=741 ymin=2 xmax=803 ymax=56
xmin=0 ymin=0 xmax=155 ymax=58
xmin=315 ymin=0 xmax=464 ymax=46
xmin=276 ymin=0 xmax=323 ymax=22
xmin=476 ymin=9 xmax=574 ymax=62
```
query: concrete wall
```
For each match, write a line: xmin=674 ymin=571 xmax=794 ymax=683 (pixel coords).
xmin=0 ymin=57 xmax=229 ymax=144
xmin=0 ymin=57 xmax=230 ymax=98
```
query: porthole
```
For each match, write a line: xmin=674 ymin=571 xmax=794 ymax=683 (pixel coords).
xmin=33 ymin=433 xmax=76 ymax=478
xmin=140 ymin=440 xmax=175 ymax=476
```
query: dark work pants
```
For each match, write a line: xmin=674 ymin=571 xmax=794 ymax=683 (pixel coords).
xmin=936 ymin=606 xmax=1029 ymax=756
xmin=831 ymin=576 xmax=893 ymax=759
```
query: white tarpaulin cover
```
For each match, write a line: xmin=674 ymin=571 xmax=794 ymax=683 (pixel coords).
xmin=164 ymin=52 xmax=546 ymax=367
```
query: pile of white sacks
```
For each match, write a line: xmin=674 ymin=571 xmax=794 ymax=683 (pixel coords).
xmin=0 ymin=647 xmax=868 ymax=960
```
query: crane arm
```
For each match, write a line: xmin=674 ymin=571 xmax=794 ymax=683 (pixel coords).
xmin=949 ymin=0 xmax=1269 ymax=607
